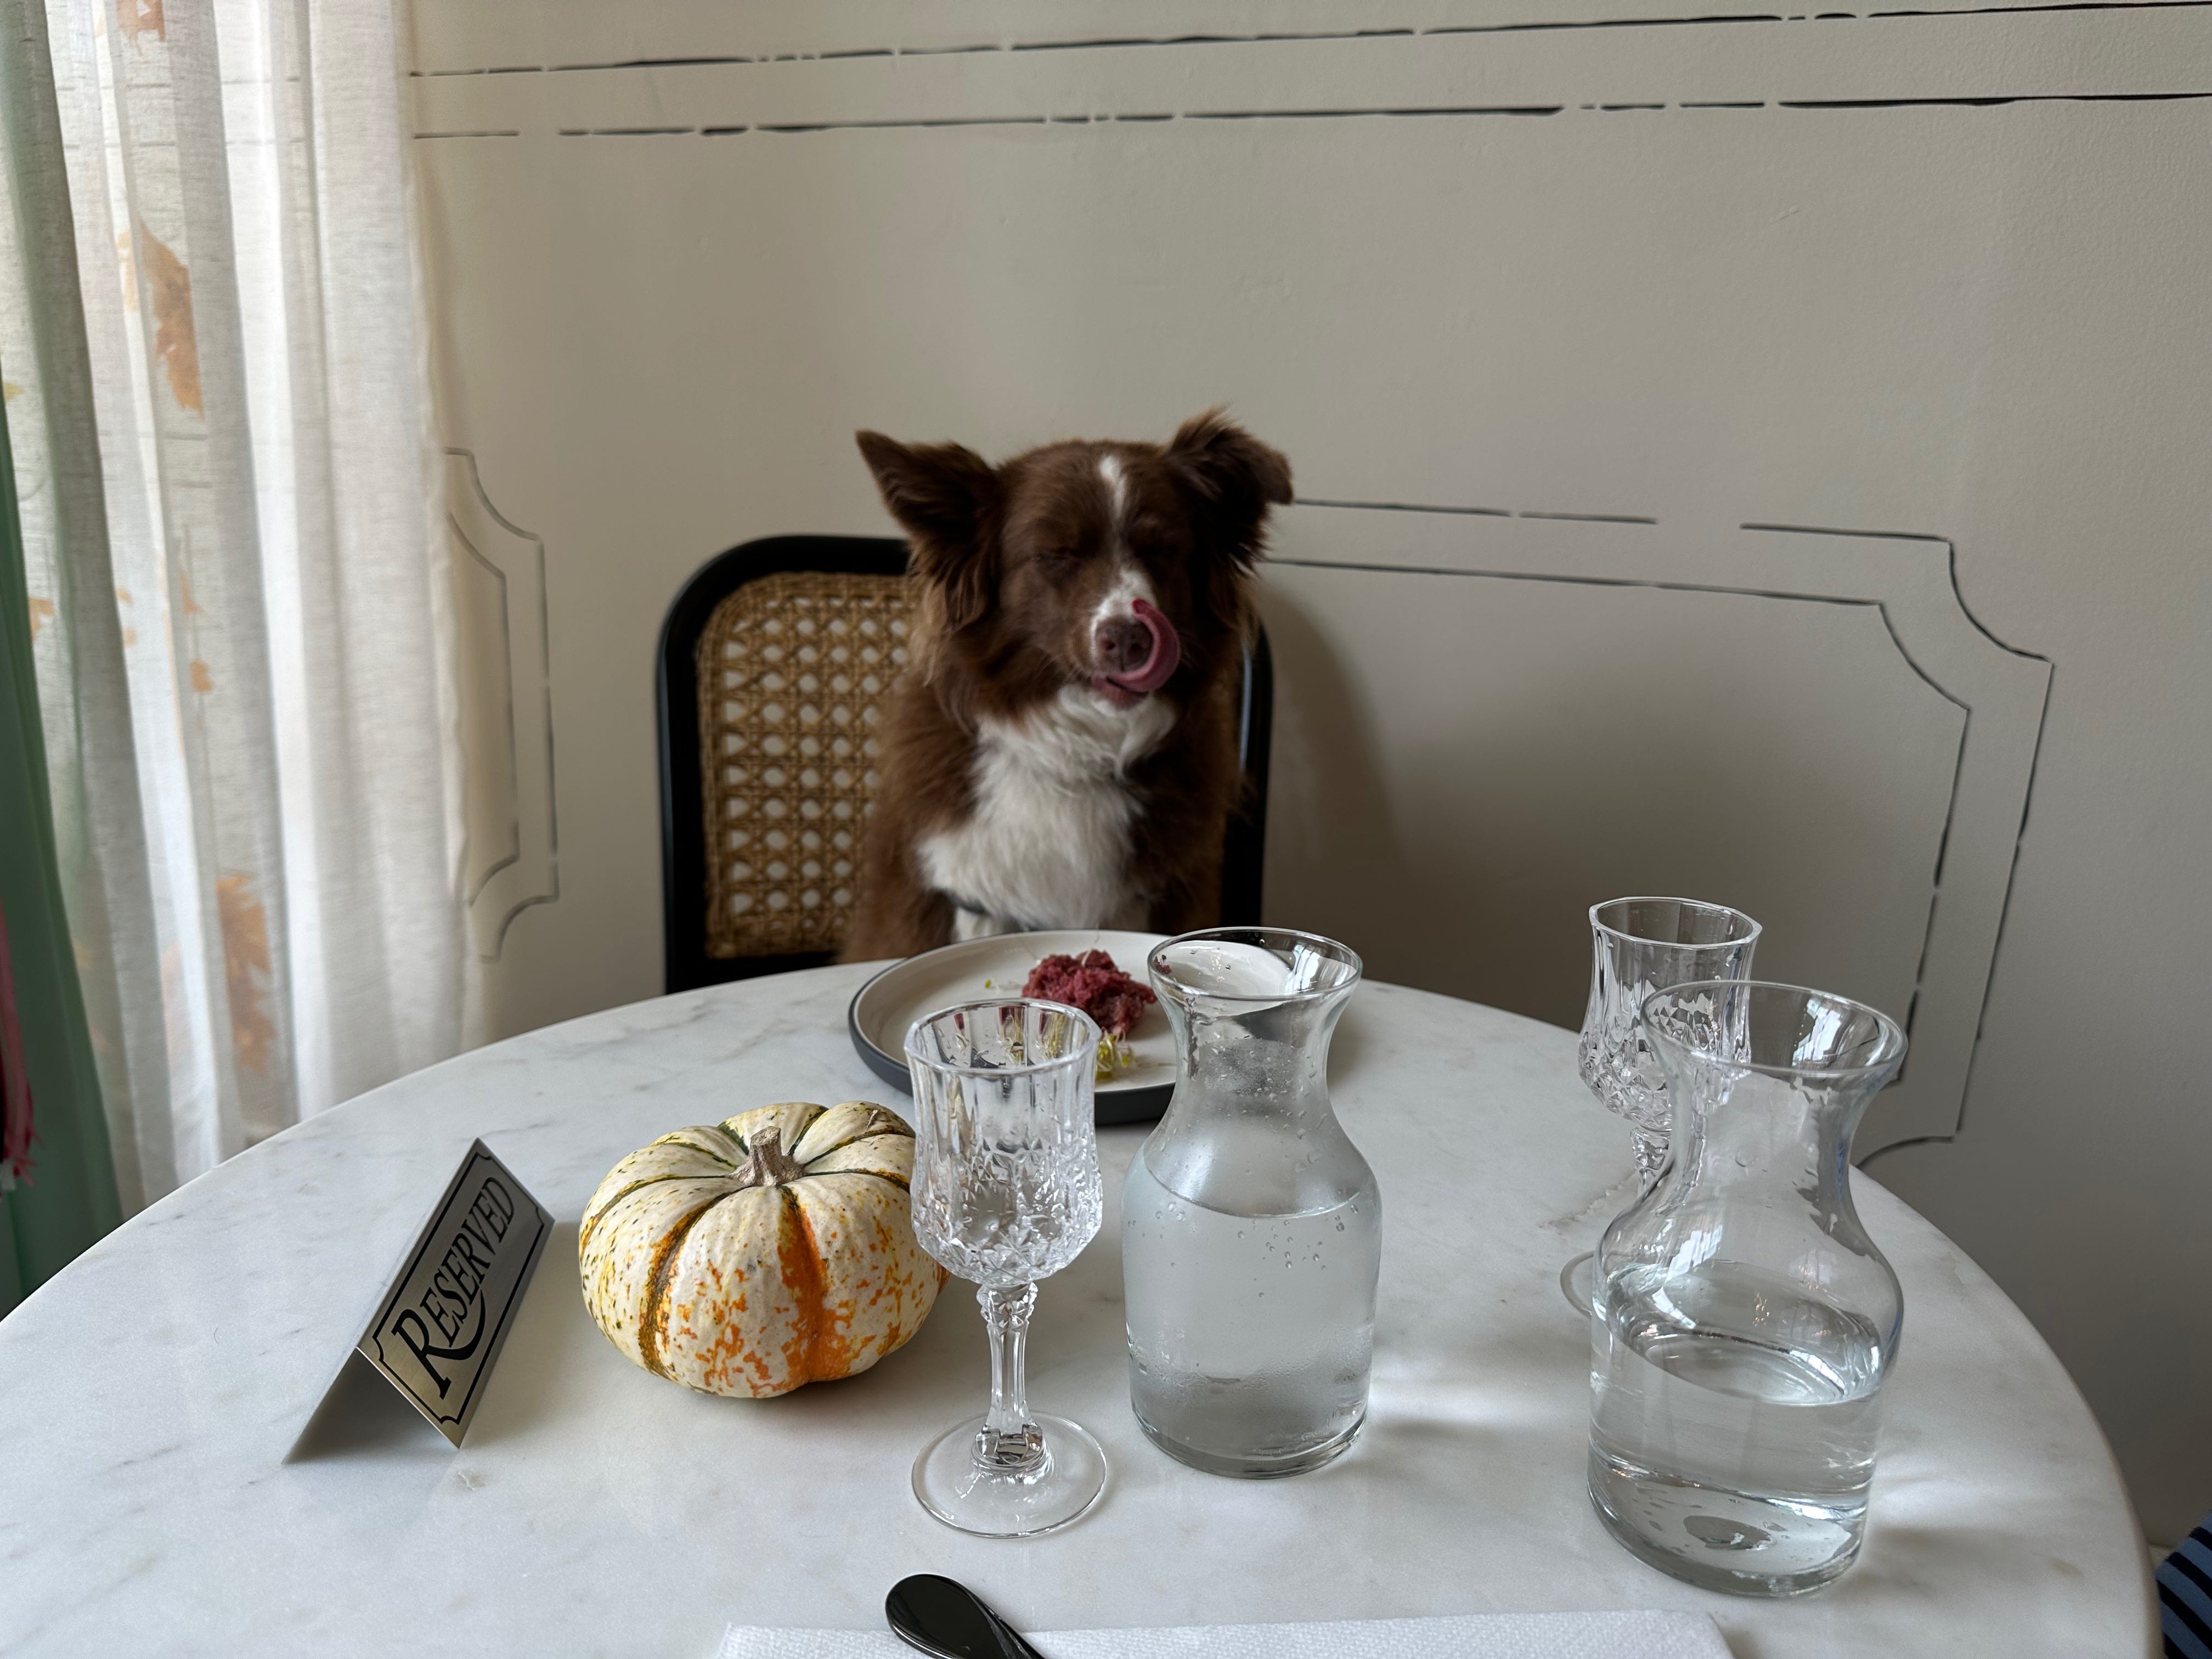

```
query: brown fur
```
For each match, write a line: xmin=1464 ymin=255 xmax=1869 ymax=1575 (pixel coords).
xmin=840 ymin=411 xmax=1292 ymax=961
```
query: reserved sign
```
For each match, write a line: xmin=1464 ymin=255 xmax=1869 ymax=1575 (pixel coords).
xmin=353 ymin=1141 xmax=551 ymax=1446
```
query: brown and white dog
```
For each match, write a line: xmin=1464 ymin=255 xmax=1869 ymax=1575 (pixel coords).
xmin=839 ymin=412 xmax=1292 ymax=961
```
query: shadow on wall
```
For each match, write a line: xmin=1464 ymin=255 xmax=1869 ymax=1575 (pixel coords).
xmin=1257 ymin=574 xmax=1945 ymax=1035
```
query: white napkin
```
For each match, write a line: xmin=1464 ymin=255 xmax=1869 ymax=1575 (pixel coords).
xmin=716 ymin=1609 xmax=1731 ymax=1658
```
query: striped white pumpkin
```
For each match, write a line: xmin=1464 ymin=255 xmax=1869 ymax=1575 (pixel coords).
xmin=579 ymin=1101 xmax=945 ymax=1397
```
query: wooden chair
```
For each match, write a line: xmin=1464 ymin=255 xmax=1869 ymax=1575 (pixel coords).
xmin=658 ymin=534 xmax=1273 ymax=991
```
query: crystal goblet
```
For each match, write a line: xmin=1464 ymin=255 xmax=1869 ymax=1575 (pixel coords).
xmin=1560 ymin=897 xmax=1760 ymax=1312
xmin=905 ymin=998 xmax=1107 ymax=1537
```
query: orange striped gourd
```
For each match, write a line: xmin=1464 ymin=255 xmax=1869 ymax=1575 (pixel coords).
xmin=579 ymin=1101 xmax=945 ymax=1397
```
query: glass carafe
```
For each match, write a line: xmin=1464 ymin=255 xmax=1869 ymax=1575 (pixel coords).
xmin=1121 ymin=928 xmax=1377 ymax=1478
xmin=1589 ymin=979 xmax=1908 ymax=1596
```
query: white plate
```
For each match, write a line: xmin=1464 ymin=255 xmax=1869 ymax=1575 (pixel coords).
xmin=847 ymin=930 xmax=1175 ymax=1122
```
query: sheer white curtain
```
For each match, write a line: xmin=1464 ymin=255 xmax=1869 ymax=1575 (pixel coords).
xmin=0 ymin=0 xmax=470 ymax=1209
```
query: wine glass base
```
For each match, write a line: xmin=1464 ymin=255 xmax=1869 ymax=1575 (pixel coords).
xmin=912 ymin=1413 xmax=1107 ymax=1538
xmin=1560 ymin=1251 xmax=1595 ymax=1314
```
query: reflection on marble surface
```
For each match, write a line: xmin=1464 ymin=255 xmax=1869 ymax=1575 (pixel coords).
xmin=0 ymin=968 xmax=2151 ymax=1657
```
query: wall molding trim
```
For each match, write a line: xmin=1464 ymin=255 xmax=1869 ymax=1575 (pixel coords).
xmin=1271 ymin=501 xmax=2051 ymax=1158
xmin=409 ymin=3 xmax=2209 ymax=140
xmin=447 ymin=448 xmax=560 ymax=962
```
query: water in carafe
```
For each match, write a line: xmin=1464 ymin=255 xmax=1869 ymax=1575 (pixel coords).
xmin=1123 ymin=1155 xmax=1376 ymax=1469
xmin=1590 ymin=1261 xmax=1884 ymax=1590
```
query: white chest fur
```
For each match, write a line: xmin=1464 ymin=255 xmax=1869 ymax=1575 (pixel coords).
xmin=919 ymin=687 xmax=1177 ymax=937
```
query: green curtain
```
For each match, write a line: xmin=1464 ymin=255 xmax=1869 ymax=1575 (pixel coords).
xmin=0 ymin=387 xmax=119 ymax=1316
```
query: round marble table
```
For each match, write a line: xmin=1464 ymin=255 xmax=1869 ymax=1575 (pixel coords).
xmin=0 ymin=968 xmax=2151 ymax=1657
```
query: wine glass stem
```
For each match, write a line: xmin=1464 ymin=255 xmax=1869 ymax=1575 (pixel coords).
xmin=977 ymin=1283 xmax=1045 ymax=1474
xmin=1630 ymin=1125 xmax=1669 ymax=1193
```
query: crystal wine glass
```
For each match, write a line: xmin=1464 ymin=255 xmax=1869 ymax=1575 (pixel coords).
xmin=1560 ymin=897 xmax=1760 ymax=1312
xmin=905 ymin=998 xmax=1107 ymax=1537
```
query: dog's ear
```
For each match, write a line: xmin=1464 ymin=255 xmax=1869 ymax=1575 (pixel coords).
xmin=856 ymin=431 xmax=1000 ymax=629
xmin=1165 ymin=410 xmax=1293 ymax=568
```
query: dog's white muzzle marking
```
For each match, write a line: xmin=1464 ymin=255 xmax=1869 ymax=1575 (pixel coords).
xmin=1090 ymin=456 xmax=1157 ymax=659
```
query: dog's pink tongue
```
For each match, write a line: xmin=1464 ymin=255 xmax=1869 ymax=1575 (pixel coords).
xmin=1111 ymin=599 xmax=1181 ymax=694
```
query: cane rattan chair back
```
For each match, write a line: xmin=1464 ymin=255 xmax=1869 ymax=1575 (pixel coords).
xmin=659 ymin=535 xmax=1273 ymax=990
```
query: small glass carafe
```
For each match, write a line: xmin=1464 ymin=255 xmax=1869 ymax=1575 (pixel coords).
xmin=1121 ymin=928 xmax=1378 ymax=1478
xmin=1589 ymin=979 xmax=1908 ymax=1596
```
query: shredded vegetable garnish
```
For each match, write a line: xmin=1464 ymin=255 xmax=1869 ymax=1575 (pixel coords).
xmin=1096 ymin=1033 xmax=1136 ymax=1082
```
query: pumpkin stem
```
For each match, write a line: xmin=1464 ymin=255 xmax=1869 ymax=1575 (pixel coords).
xmin=730 ymin=1126 xmax=808 ymax=1189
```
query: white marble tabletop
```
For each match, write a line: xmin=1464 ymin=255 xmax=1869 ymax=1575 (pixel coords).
xmin=0 ymin=967 xmax=2152 ymax=1657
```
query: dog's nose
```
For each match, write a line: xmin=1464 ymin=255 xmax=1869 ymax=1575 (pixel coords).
xmin=1095 ymin=615 xmax=1155 ymax=675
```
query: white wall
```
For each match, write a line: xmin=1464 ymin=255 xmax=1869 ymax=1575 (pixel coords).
xmin=404 ymin=1 xmax=2212 ymax=1544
